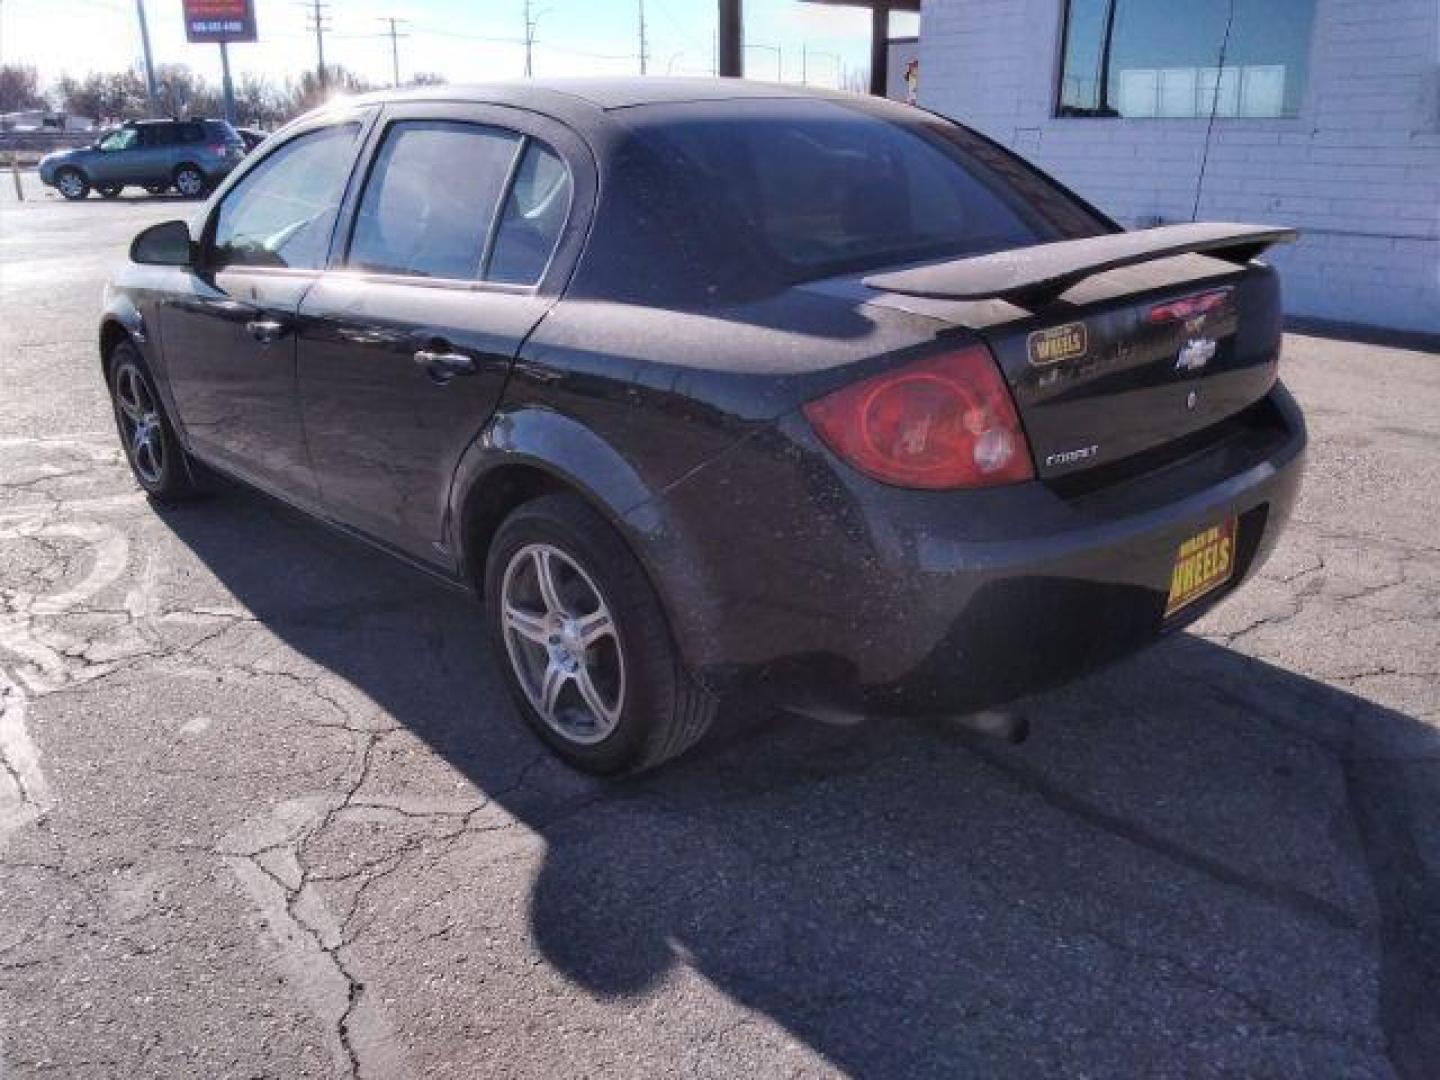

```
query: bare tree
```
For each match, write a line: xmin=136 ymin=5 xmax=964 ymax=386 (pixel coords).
xmin=235 ymin=73 xmax=285 ymax=128
xmin=284 ymin=65 xmax=376 ymax=118
xmin=0 ymin=65 xmax=45 ymax=113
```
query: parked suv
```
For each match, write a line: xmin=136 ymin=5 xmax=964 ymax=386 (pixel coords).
xmin=39 ymin=118 xmax=245 ymax=200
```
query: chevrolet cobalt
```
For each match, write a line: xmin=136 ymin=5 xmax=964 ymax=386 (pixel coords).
xmin=100 ymin=79 xmax=1305 ymax=773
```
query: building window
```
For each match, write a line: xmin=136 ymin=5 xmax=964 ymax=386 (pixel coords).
xmin=1057 ymin=0 xmax=1317 ymax=119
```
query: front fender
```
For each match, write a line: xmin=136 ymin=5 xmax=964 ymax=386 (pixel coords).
xmin=98 ymin=290 xmax=151 ymax=371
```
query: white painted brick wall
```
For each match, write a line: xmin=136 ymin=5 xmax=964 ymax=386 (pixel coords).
xmin=917 ymin=0 xmax=1440 ymax=333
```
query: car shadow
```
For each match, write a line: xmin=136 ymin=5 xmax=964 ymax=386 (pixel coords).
xmin=151 ymin=483 xmax=1440 ymax=1077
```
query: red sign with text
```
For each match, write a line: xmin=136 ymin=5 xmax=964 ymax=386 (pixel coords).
xmin=182 ymin=0 xmax=257 ymax=43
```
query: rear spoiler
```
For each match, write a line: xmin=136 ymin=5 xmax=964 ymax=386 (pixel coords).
xmin=863 ymin=223 xmax=1298 ymax=310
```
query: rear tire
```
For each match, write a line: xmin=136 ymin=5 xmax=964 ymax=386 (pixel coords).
xmin=55 ymin=167 xmax=89 ymax=200
xmin=145 ymin=183 xmax=170 ymax=195
xmin=107 ymin=341 xmax=205 ymax=502
xmin=485 ymin=493 xmax=718 ymax=775
xmin=96 ymin=183 xmax=122 ymax=199
xmin=173 ymin=164 xmax=206 ymax=199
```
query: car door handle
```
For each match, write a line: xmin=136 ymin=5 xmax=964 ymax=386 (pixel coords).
xmin=414 ymin=349 xmax=477 ymax=383
xmin=245 ymin=318 xmax=289 ymax=344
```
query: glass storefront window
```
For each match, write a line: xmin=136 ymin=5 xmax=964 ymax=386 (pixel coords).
xmin=1057 ymin=0 xmax=1317 ymax=119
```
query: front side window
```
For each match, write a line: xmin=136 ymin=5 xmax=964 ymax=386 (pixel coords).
xmin=99 ymin=129 xmax=137 ymax=152
xmin=487 ymin=143 xmax=572 ymax=285
xmin=348 ymin=120 xmax=521 ymax=280
xmin=1058 ymin=0 xmax=1317 ymax=119
xmin=211 ymin=122 xmax=360 ymax=271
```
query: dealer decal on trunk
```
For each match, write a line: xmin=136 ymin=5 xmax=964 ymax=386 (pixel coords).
xmin=1027 ymin=322 xmax=1088 ymax=367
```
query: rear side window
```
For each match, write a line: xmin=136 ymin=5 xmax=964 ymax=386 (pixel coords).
xmin=202 ymin=120 xmax=238 ymax=143
xmin=212 ymin=122 xmax=360 ymax=271
xmin=348 ymin=120 xmax=520 ymax=280
xmin=629 ymin=98 xmax=1108 ymax=281
xmin=487 ymin=142 xmax=572 ymax=285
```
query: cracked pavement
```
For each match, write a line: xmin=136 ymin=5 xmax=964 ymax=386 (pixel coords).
xmin=1 ymin=176 xmax=1438 ymax=1078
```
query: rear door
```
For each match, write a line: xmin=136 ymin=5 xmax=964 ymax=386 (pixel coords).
xmin=159 ymin=112 xmax=372 ymax=501
xmin=296 ymin=102 xmax=588 ymax=568
xmin=128 ymin=124 xmax=177 ymax=184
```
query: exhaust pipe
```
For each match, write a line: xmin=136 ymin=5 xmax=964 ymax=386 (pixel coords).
xmin=949 ymin=709 xmax=1029 ymax=744
xmin=790 ymin=701 xmax=1029 ymax=744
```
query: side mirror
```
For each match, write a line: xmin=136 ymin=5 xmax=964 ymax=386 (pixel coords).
xmin=130 ymin=220 xmax=194 ymax=267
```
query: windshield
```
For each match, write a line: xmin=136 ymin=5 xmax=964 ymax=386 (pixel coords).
xmin=625 ymin=98 xmax=1109 ymax=283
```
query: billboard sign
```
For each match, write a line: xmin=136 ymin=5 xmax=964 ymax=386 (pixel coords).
xmin=182 ymin=0 xmax=257 ymax=44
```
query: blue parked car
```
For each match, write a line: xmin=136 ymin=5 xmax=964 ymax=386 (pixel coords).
xmin=39 ymin=118 xmax=245 ymax=200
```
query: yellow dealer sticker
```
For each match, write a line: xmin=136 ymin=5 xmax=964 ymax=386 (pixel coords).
xmin=1027 ymin=322 xmax=1088 ymax=367
xmin=1165 ymin=517 xmax=1237 ymax=617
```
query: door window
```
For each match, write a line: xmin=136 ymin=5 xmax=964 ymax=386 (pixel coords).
xmin=348 ymin=120 xmax=521 ymax=280
xmin=99 ymin=129 xmax=137 ymax=152
xmin=486 ymin=142 xmax=572 ymax=285
xmin=211 ymin=122 xmax=360 ymax=271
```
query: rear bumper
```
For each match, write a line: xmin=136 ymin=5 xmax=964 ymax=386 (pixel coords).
xmin=627 ymin=382 xmax=1306 ymax=716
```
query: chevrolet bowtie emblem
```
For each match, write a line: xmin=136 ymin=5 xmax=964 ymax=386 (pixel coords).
xmin=1176 ymin=337 xmax=1217 ymax=374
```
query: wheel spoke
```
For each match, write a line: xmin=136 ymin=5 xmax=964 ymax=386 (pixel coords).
xmin=539 ymin=660 xmax=569 ymax=720
xmin=502 ymin=602 xmax=550 ymax=645
xmin=574 ymin=664 xmax=617 ymax=725
xmin=575 ymin=609 xmax=614 ymax=648
xmin=533 ymin=548 xmax=566 ymax=616
xmin=134 ymin=440 xmax=156 ymax=478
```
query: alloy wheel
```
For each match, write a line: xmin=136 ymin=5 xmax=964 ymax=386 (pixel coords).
xmin=56 ymin=170 xmax=85 ymax=198
xmin=499 ymin=542 xmax=626 ymax=745
xmin=113 ymin=362 xmax=165 ymax=485
xmin=175 ymin=168 xmax=204 ymax=197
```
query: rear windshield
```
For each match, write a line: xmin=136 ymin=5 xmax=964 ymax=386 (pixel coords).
xmin=624 ymin=98 xmax=1110 ymax=283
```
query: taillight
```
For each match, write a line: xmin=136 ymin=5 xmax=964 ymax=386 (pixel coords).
xmin=802 ymin=345 xmax=1033 ymax=489
xmin=1148 ymin=288 xmax=1230 ymax=324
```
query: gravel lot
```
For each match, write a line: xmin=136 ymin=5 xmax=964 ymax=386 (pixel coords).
xmin=2 ymin=174 xmax=1437 ymax=1079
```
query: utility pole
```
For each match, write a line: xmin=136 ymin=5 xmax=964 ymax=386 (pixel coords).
xmin=637 ymin=0 xmax=649 ymax=75
xmin=523 ymin=0 xmax=547 ymax=77
xmin=717 ymin=0 xmax=741 ymax=77
xmin=303 ymin=0 xmax=331 ymax=91
xmin=380 ymin=17 xmax=408 ymax=86
xmin=134 ymin=0 xmax=159 ymax=117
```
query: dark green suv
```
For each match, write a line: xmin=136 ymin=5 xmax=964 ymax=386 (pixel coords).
xmin=39 ymin=119 xmax=246 ymax=200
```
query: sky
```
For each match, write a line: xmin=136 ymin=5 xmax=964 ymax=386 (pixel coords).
xmin=0 ymin=0 xmax=919 ymax=92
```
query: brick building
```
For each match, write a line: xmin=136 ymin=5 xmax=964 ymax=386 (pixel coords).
xmin=910 ymin=0 xmax=1439 ymax=333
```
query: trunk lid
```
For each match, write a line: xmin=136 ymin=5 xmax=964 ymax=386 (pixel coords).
xmin=859 ymin=224 xmax=1295 ymax=484
xmin=983 ymin=255 xmax=1284 ymax=481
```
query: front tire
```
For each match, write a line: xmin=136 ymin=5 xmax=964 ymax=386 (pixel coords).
xmin=96 ymin=183 xmax=122 ymax=199
xmin=55 ymin=167 xmax=89 ymax=200
xmin=145 ymin=183 xmax=170 ymax=195
xmin=173 ymin=164 xmax=206 ymax=199
xmin=107 ymin=342 xmax=204 ymax=502
xmin=485 ymin=493 xmax=718 ymax=775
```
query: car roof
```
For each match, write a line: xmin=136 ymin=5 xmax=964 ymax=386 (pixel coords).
xmin=351 ymin=76 xmax=847 ymax=112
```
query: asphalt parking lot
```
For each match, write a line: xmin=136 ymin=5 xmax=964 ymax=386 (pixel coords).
xmin=1 ymin=172 xmax=1437 ymax=1079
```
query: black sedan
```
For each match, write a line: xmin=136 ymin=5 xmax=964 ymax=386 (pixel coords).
xmin=100 ymin=78 xmax=1305 ymax=774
